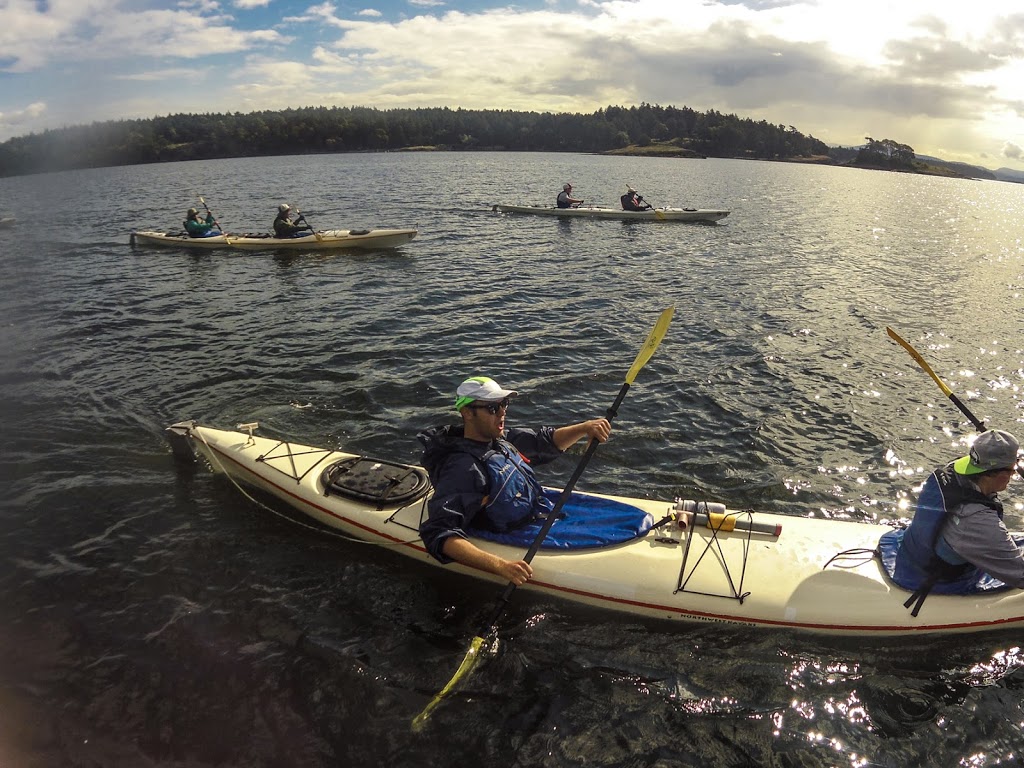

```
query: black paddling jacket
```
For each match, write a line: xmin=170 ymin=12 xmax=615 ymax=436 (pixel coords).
xmin=417 ymin=424 xmax=560 ymax=562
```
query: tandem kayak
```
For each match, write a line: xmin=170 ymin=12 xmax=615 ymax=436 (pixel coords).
xmin=492 ymin=204 xmax=730 ymax=222
xmin=130 ymin=227 xmax=418 ymax=250
xmin=165 ymin=422 xmax=1024 ymax=636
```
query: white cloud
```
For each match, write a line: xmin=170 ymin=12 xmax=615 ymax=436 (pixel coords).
xmin=2 ymin=0 xmax=1024 ymax=167
xmin=0 ymin=0 xmax=284 ymax=72
xmin=115 ymin=67 xmax=210 ymax=81
xmin=1005 ymin=141 xmax=1023 ymax=159
xmin=0 ymin=101 xmax=47 ymax=131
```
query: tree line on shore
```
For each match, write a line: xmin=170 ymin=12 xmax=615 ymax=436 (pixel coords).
xmin=0 ymin=103 xmax=836 ymax=178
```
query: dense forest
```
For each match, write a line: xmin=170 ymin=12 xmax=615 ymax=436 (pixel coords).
xmin=0 ymin=103 xmax=833 ymax=178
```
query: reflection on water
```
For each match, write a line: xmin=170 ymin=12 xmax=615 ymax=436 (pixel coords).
xmin=2 ymin=153 xmax=1024 ymax=765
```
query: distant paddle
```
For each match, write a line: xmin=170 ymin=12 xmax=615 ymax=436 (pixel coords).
xmin=640 ymin=196 xmax=665 ymax=221
xmin=198 ymin=196 xmax=222 ymax=231
xmin=293 ymin=208 xmax=322 ymax=241
xmin=411 ymin=305 xmax=676 ymax=731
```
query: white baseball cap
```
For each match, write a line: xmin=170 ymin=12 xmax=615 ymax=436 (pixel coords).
xmin=454 ymin=376 xmax=519 ymax=410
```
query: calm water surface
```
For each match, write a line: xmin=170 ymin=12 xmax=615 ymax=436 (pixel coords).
xmin=3 ymin=152 xmax=1024 ymax=766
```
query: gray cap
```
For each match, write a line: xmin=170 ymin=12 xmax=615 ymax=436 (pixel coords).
xmin=954 ymin=429 xmax=1020 ymax=475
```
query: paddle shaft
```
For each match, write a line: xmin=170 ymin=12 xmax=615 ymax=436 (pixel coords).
xmin=295 ymin=209 xmax=322 ymax=240
xmin=478 ymin=384 xmax=631 ymax=634
xmin=887 ymin=326 xmax=1024 ymax=479
xmin=198 ymin=196 xmax=222 ymax=231
xmin=887 ymin=327 xmax=985 ymax=430
xmin=411 ymin=305 xmax=673 ymax=731
xmin=476 ymin=302 xmax=676 ymax=631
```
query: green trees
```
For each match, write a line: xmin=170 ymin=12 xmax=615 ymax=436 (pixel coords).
xmin=0 ymin=104 xmax=834 ymax=177
xmin=857 ymin=137 xmax=916 ymax=169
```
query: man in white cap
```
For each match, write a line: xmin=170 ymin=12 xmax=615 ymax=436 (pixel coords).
xmin=620 ymin=185 xmax=651 ymax=212
xmin=894 ymin=429 xmax=1024 ymax=602
xmin=417 ymin=376 xmax=610 ymax=585
xmin=272 ymin=203 xmax=313 ymax=238
xmin=556 ymin=183 xmax=583 ymax=209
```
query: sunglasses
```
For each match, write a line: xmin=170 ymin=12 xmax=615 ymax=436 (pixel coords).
xmin=466 ymin=398 xmax=510 ymax=415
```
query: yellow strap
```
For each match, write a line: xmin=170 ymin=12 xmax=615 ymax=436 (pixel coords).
xmin=706 ymin=512 xmax=736 ymax=532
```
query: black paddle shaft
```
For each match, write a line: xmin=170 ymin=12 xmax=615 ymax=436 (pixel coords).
xmin=477 ymin=381 xmax=632 ymax=635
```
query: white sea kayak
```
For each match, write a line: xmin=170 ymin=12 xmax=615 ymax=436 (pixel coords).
xmin=493 ymin=204 xmax=729 ymax=222
xmin=0 ymin=216 xmax=16 ymax=228
xmin=130 ymin=227 xmax=417 ymax=250
xmin=165 ymin=422 xmax=1024 ymax=636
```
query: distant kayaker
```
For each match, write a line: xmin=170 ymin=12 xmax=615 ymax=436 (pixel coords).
xmin=556 ymin=183 xmax=584 ymax=209
xmin=620 ymin=186 xmax=652 ymax=212
xmin=273 ymin=203 xmax=313 ymax=238
xmin=184 ymin=207 xmax=218 ymax=238
xmin=894 ymin=429 xmax=1024 ymax=600
xmin=417 ymin=376 xmax=611 ymax=585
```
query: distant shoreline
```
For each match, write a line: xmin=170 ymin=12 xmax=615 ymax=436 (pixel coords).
xmin=400 ymin=143 xmax=984 ymax=180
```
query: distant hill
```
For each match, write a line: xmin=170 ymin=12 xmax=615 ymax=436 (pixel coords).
xmin=915 ymin=155 xmax=997 ymax=180
xmin=830 ymin=145 xmax=1022 ymax=182
xmin=993 ymin=167 xmax=1024 ymax=184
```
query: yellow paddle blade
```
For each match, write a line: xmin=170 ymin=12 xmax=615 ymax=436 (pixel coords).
xmin=625 ymin=306 xmax=675 ymax=384
xmin=411 ymin=634 xmax=487 ymax=732
xmin=886 ymin=326 xmax=953 ymax=398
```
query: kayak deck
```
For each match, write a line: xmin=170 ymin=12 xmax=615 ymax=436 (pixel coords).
xmin=131 ymin=227 xmax=418 ymax=250
xmin=166 ymin=422 xmax=1024 ymax=635
xmin=493 ymin=204 xmax=730 ymax=222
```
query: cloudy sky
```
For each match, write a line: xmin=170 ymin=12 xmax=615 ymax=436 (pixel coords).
xmin=3 ymin=0 xmax=1024 ymax=169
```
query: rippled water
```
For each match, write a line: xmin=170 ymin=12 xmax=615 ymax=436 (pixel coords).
xmin=3 ymin=153 xmax=1024 ymax=766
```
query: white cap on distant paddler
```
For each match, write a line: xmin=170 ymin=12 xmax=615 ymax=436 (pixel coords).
xmin=279 ymin=203 xmax=291 ymax=212
xmin=454 ymin=376 xmax=519 ymax=410
xmin=953 ymin=429 xmax=1020 ymax=475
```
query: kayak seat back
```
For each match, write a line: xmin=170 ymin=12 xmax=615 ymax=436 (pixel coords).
xmin=472 ymin=489 xmax=654 ymax=550
xmin=877 ymin=528 xmax=1019 ymax=595
xmin=321 ymin=457 xmax=431 ymax=509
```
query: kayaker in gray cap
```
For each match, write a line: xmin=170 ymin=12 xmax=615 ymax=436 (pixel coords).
xmin=894 ymin=429 xmax=1024 ymax=603
xmin=417 ymin=376 xmax=610 ymax=585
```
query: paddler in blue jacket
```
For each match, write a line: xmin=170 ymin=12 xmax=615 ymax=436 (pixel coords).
xmin=184 ymin=207 xmax=218 ymax=238
xmin=418 ymin=376 xmax=611 ymax=586
xmin=894 ymin=429 xmax=1024 ymax=599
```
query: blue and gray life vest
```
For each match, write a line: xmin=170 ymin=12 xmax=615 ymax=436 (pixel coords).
xmin=475 ymin=439 xmax=555 ymax=532
xmin=894 ymin=463 xmax=1003 ymax=596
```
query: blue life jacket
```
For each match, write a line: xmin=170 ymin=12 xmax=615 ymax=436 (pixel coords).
xmin=476 ymin=439 xmax=555 ymax=532
xmin=893 ymin=463 xmax=1003 ymax=594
